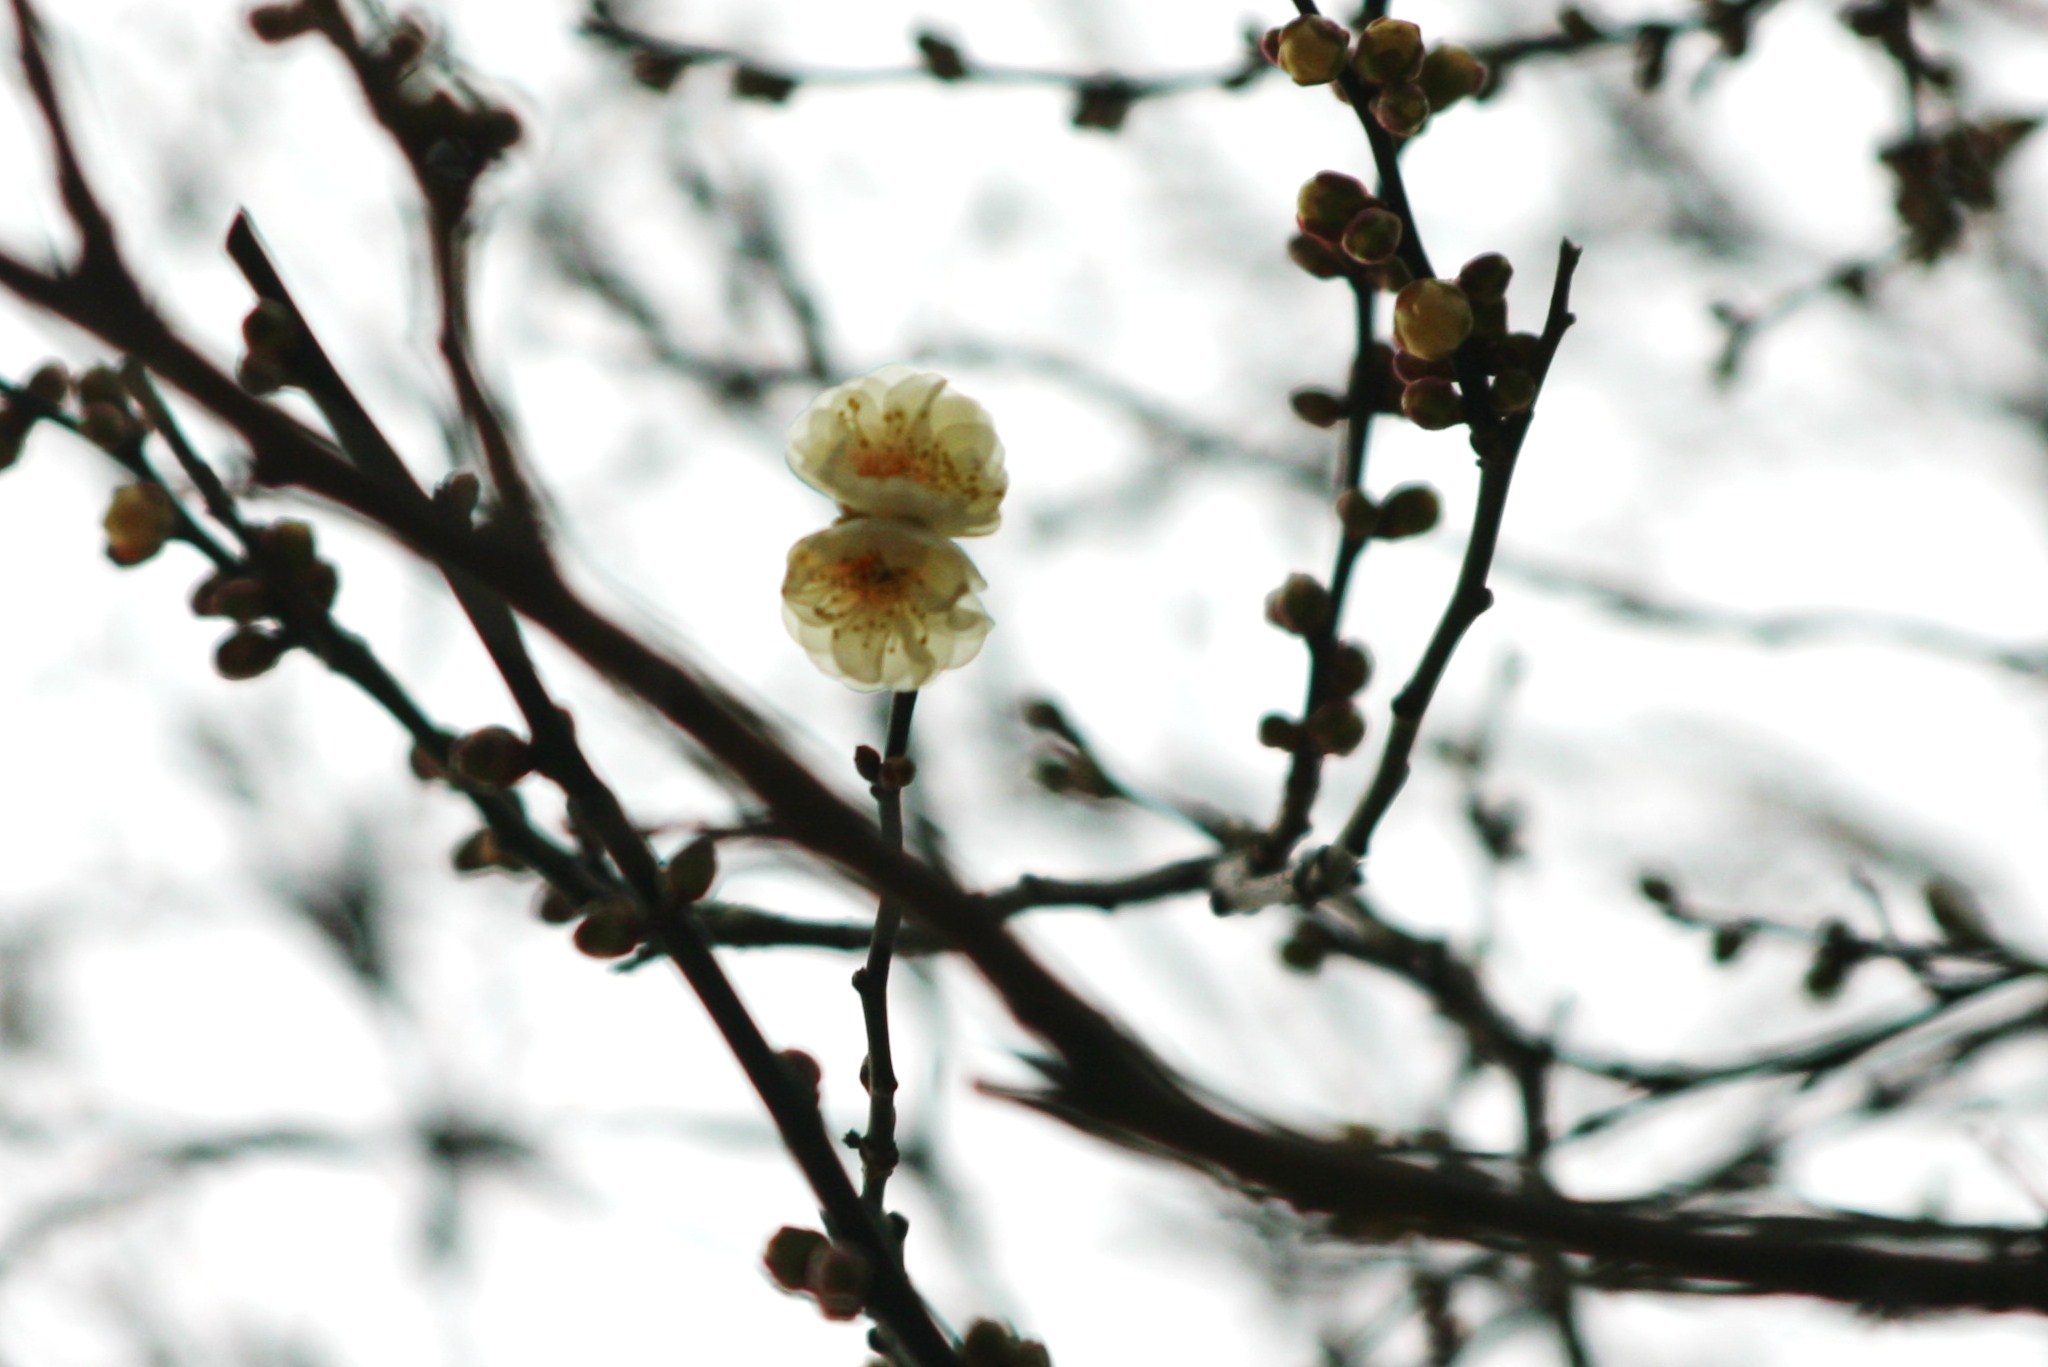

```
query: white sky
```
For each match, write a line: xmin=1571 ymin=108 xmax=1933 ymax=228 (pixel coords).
xmin=3 ymin=0 xmax=2048 ymax=1363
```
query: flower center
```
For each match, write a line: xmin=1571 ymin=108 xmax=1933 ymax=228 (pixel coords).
xmin=849 ymin=445 xmax=919 ymax=480
xmin=833 ymin=551 xmax=912 ymax=606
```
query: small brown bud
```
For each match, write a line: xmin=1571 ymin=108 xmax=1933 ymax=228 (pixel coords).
xmin=915 ymin=30 xmax=969 ymax=80
xmin=433 ymin=470 xmax=481 ymax=519
xmin=534 ymin=886 xmax=579 ymax=925
xmin=1273 ymin=15 xmax=1351 ymax=86
xmin=1401 ymin=377 xmax=1465 ymax=430
xmin=256 ymin=518 xmax=317 ymax=568
xmin=247 ymin=2 xmax=316 ymax=42
xmin=805 ymin=1242 xmax=870 ymax=1321
xmin=1339 ymin=207 xmax=1404 ymax=264
xmin=1265 ymin=573 xmax=1333 ymax=638
xmin=1289 ymin=387 xmax=1347 ymax=428
xmin=1279 ymin=918 xmax=1334 ymax=973
xmin=1457 ymin=252 xmax=1514 ymax=302
xmin=1372 ymin=83 xmax=1431 ymax=138
xmin=763 ymin=1226 xmax=829 ymax=1292
xmin=1393 ymin=279 xmax=1474 ymax=361
xmin=452 ymin=827 xmax=523 ymax=874
xmin=299 ymin=557 xmax=340 ymax=611
xmin=380 ymin=15 xmax=429 ymax=69
xmin=879 ymin=754 xmax=917 ymax=791
xmin=1296 ymin=171 xmax=1374 ymax=241
xmin=663 ymin=836 xmax=719 ymax=905
xmin=1374 ymin=483 xmax=1442 ymax=539
xmin=853 ymin=744 xmax=884 ymax=782
xmin=1489 ymin=368 xmax=1537 ymax=414
xmin=469 ymin=105 xmax=523 ymax=155
xmin=240 ymin=299 xmax=299 ymax=354
xmin=572 ymin=896 xmax=645 ymax=959
xmin=25 ymin=361 xmax=71 ymax=408
xmin=1071 ymin=78 xmax=1134 ymax=132
xmin=80 ymin=401 xmax=138 ymax=452
xmin=76 ymin=366 xmax=129 ymax=409
xmin=1335 ymin=488 xmax=1378 ymax=542
xmin=1258 ymin=713 xmax=1302 ymax=750
xmin=1288 ymin=233 xmax=1350 ymax=280
xmin=732 ymin=64 xmax=797 ymax=103
xmin=1328 ymin=641 xmax=1373 ymax=696
xmin=449 ymin=724 xmax=535 ymax=787
xmin=1418 ymin=44 xmax=1487 ymax=111
xmin=1354 ymin=18 xmax=1425 ymax=83
xmin=630 ymin=50 xmax=690 ymax=92
xmin=1304 ymin=699 xmax=1366 ymax=756
xmin=408 ymin=743 xmax=447 ymax=782
xmin=1392 ymin=349 xmax=1455 ymax=384
xmin=778 ymin=1048 xmax=822 ymax=1104
xmin=236 ymin=353 xmax=289 ymax=396
xmin=214 ymin=625 xmax=288 ymax=681
xmin=193 ymin=574 xmax=270 ymax=622
xmin=104 ymin=482 xmax=178 ymax=565
xmin=1471 ymin=295 xmax=1509 ymax=343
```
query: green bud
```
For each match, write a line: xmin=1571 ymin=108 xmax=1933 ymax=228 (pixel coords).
xmin=1490 ymin=368 xmax=1537 ymax=414
xmin=449 ymin=724 xmax=535 ymax=787
xmin=1257 ymin=713 xmax=1302 ymax=750
xmin=1374 ymin=483 xmax=1442 ymax=539
xmin=1304 ymin=699 xmax=1366 ymax=756
xmin=663 ymin=836 xmax=719 ymax=905
xmin=1401 ymin=377 xmax=1465 ymax=430
xmin=1371 ymin=83 xmax=1431 ymax=138
xmin=1329 ymin=641 xmax=1373 ymax=696
xmin=1273 ymin=15 xmax=1351 ymax=86
xmin=214 ymin=625 xmax=288 ymax=681
xmin=1339 ymin=206 xmax=1404 ymax=264
xmin=103 ymin=482 xmax=178 ymax=565
xmin=1265 ymin=573 xmax=1333 ymax=637
xmin=1418 ymin=44 xmax=1487 ymax=111
xmin=1353 ymin=19 xmax=1424 ymax=83
xmin=1457 ymin=252 xmax=1514 ymax=302
xmin=1287 ymin=233 xmax=1350 ymax=281
xmin=1279 ymin=918 xmax=1334 ymax=973
xmin=572 ymin=896 xmax=645 ymax=959
xmin=1289 ymin=387 xmax=1347 ymax=428
xmin=1296 ymin=171 xmax=1374 ymax=241
xmin=1393 ymin=279 xmax=1474 ymax=361
xmin=1335 ymin=488 xmax=1378 ymax=542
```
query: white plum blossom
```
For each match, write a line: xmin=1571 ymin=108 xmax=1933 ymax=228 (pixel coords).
xmin=781 ymin=517 xmax=993 ymax=693
xmin=786 ymin=365 xmax=1006 ymax=537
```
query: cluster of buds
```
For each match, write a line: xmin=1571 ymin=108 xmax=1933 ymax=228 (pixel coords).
xmin=1288 ymin=236 xmax=1538 ymax=430
xmin=1260 ymin=15 xmax=1487 ymax=137
xmin=189 ymin=519 xmax=340 ymax=681
xmin=762 ymin=1226 xmax=871 ymax=1322
xmin=248 ymin=5 xmax=521 ymax=196
xmin=961 ymin=1318 xmax=1054 ymax=1367
xmin=0 ymin=361 xmax=73 ymax=472
xmin=567 ymin=834 xmax=718 ymax=960
xmin=236 ymin=300 xmax=303 ymax=396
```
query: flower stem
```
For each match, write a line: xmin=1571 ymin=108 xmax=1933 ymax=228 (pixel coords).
xmin=857 ymin=689 xmax=919 ymax=1215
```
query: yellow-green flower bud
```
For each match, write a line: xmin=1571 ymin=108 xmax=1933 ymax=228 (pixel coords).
xmin=1490 ymin=368 xmax=1537 ymax=414
xmin=1393 ymin=279 xmax=1474 ymax=361
xmin=103 ymin=482 xmax=177 ymax=565
xmin=1340 ymin=207 xmax=1404 ymax=265
xmin=1374 ymin=483 xmax=1442 ymax=539
xmin=1401 ymin=376 xmax=1465 ymax=430
xmin=1353 ymin=18 xmax=1424 ymax=84
xmin=1296 ymin=171 xmax=1374 ymax=240
xmin=1372 ymin=84 xmax=1431 ymax=138
xmin=1273 ymin=15 xmax=1351 ymax=86
xmin=1418 ymin=44 xmax=1487 ymax=111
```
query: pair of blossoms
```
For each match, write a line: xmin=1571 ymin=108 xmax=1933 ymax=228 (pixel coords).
xmin=781 ymin=366 xmax=1006 ymax=693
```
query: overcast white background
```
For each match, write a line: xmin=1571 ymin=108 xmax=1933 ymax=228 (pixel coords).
xmin=2 ymin=0 xmax=2047 ymax=1362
